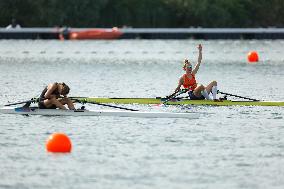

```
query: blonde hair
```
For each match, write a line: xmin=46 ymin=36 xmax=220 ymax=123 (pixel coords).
xmin=183 ymin=59 xmax=191 ymax=71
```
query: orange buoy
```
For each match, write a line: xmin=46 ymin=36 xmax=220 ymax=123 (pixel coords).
xmin=247 ymin=51 xmax=259 ymax=63
xmin=46 ymin=133 xmax=72 ymax=153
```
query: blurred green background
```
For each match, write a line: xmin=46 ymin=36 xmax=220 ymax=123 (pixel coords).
xmin=0 ymin=0 xmax=283 ymax=28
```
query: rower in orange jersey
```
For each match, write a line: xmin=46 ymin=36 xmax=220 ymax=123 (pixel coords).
xmin=172 ymin=44 xmax=220 ymax=101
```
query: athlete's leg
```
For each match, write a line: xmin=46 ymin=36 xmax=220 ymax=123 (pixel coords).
xmin=205 ymin=80 xmax=220 ymax=101
xmin=59 ymin=98 xmax=75 ymax=110
xmin=193 ymin=84 xmax=211 ymax=100
xmin=205 ymin=80 xmax=217 ymax=93
xmin=44 ymin=97 xmax=67 ymax=109
xmin=193 ymin=84 xmax=205 ymax=97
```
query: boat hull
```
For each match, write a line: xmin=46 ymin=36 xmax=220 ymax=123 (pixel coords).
xmin=0 ymin=107 xmax=198 ymax=119
xmin=76 ymin=97 xmax=284 ymax=106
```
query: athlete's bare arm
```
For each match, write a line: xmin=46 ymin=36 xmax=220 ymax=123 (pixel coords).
xmin=192 ymin=44 xmax=202 ymax=75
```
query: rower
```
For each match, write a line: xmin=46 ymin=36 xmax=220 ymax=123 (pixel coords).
xmin=171 ymin=44 xmax=221 ymax=101
xmin=38 ymin=82 xmax=75 ymax=110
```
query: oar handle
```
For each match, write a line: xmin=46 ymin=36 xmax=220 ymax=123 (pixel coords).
xmin=163 ymin=89 xmax=188 ymax=103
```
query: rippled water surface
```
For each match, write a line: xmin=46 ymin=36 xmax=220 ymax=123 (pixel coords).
xmin=0 ymin=40 xmax=284 ymax=189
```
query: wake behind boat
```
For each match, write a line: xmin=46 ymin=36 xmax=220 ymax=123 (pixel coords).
xmin=0 ymin=106 xmax=199 ymax=119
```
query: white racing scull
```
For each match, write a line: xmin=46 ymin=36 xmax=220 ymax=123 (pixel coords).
xmin=0 ymin=106 xmax=199 ymax=119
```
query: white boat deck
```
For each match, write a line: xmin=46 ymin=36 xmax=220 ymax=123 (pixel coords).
xmin=0 ymin=107 xmax=199 ymax=119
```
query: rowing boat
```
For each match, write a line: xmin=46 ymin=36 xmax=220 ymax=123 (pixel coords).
xmin=69 ymin=27 xmax=122 ymax=40
xmin=74 ymin=97 xmax=284 ymax=107
xmin=0 ymin=106 xmax=198 ymax=119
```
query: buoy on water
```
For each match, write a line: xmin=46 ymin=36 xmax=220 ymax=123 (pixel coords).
xmin=247 ymin=51 xmax=259 ymax=63
xmin=46 ymin=133 xmax=72 ymax=153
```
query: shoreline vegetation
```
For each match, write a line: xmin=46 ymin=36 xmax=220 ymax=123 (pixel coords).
xmin=0 ymin=0 xmax=284 ymax=28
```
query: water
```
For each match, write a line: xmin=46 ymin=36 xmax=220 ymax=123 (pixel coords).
xmin=0 ymin=39 xmax=284 ymax=189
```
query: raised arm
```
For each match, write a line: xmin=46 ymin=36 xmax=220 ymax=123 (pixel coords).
xmin=192 ymin=44 xmax=202 ymax=75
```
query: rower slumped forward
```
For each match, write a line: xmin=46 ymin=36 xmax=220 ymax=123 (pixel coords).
xmin=171 ymin=44 xmax=221 ymax=101
xmin=39 ymin=82 xmax=75 ymax=110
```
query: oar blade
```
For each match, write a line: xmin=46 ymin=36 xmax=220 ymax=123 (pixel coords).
xmin=159 ymin=88 xmax=189 ymax=105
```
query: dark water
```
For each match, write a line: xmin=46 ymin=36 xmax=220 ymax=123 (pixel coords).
xmin=0 ymin=40 xmax=283 ymax=189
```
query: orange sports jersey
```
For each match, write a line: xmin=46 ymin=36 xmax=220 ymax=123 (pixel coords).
xmin=182 ymin=74 xmax=197 ymax=90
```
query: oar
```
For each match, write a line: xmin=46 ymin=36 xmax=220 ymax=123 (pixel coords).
xmin=217 ymin=90 xmax=260 ymax=101
xmin=162 ymin=89 xmax=189 ymax=104
xmin=4 ymin=98 xmax=38 ymax=106
xmin=74 ymin=98 xmax=139 ymax=111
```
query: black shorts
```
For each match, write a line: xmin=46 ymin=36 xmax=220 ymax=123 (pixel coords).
xmin=188 ymin=91 xmax=205 ymax=100
xmin=38 ymin=101 xmax=57 ymax=109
